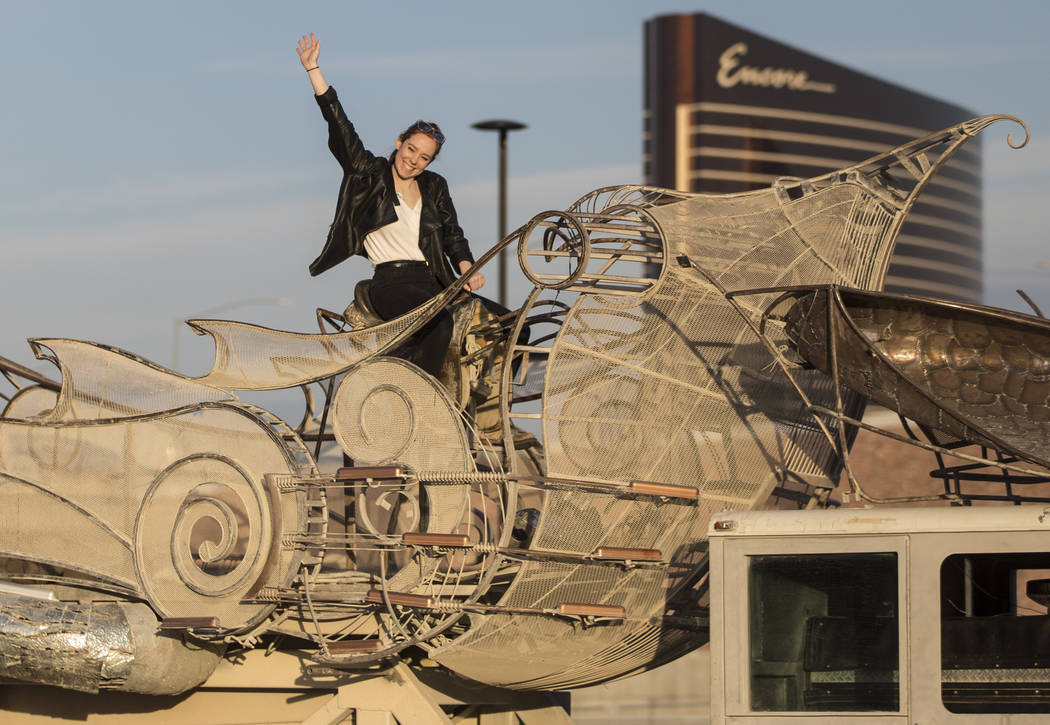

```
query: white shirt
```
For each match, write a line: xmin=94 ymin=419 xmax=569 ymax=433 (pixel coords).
xmin=363 ymin=192 xmax=426 ymax=265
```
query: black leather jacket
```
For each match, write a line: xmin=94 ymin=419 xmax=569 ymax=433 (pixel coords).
xmin=308 ymin=86 xmax=474 ymax=288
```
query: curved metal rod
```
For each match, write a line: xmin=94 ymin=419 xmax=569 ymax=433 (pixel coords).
xmin=961 ymin=113 xmax=1029 ymax=149
xmin=295 ymin=383 xmax=316 ymax=435
xmin=1017 ymin=288 xmax=1045 ymax=319
xmin=0 ymin=355 xmax=60 ymax=392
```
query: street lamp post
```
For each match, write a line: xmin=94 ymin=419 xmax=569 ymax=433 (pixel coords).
xmin=472 ymin=119 xmax=527 ymax=308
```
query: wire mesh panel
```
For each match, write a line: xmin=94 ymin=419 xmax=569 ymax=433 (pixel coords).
xmin=30 ymin=339 xmax=232 ymax=419
xmin=433 ymin=561 xmax=668 ymax=687
xmin=192 ymin=298 xmax=443 ymax=390
xmin=333 ymin=357 xmax=472 ymax=472
xmin=0 ymin=403 xmax=312 ymax=633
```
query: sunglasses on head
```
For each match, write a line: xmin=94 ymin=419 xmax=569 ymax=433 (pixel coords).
xmin=413 ymin=120 xmax=445 ymax=145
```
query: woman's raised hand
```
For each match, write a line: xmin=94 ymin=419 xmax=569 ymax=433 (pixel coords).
xmin=297 ymin=33 xmax=329 ymax=95
xmin=297 ymin=33 xmax=320 ymax=70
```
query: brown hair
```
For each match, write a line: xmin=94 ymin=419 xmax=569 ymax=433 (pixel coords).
xmin=389 ymin=120 xmax=445 ymax=162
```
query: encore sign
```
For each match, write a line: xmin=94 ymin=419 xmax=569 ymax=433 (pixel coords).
xmin=716 ymin=42 xmax=837 ymax=94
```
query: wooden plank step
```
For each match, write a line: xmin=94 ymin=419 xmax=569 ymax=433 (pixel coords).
xmin=325 ymin=639 xmax=386 ymax=655
xmin=402 ymin=532 xmax=471 ymax=548
xmin=592 ymin=547 xmax=662 ymax=562
xmin=336 ymin=466 xmax=404 ymax=481
xmin=628 ymin=481 xmax=699 ymax=501
xmin=365 ymin=589 xmax=434 ymax=609
xmin=557 ymin=603 xmax=626 ymax=619
xmin=160 ymin=617 xmax=220 ymax=629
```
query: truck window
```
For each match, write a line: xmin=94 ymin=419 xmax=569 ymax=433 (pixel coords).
xmin=940 ymin=552 xmax=1050 ymax=714
xmin=748 ymin=553 xmax=899 ymax=712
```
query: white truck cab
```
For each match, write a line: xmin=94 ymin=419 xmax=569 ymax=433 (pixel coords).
xmin=709 ymin=505 xmax=1050 ymax=724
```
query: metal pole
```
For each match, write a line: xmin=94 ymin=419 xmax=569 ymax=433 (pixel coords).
xmin=472 ymin=119 xmax=526 ymax=308
xmin=497 ymin=128 xmax=508 ymax=308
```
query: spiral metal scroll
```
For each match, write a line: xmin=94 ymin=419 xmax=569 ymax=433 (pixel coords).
xmin=135 ymin=455 xmax=276 ymax=629
xmin=961 ymin=113 xmax=1029 ymax=149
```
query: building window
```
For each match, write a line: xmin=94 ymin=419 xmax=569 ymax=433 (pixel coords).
xmin=748 ymin=553 xmax=899 ymax=712
xmin=941 ymin=553 xmax=1050 ymax=714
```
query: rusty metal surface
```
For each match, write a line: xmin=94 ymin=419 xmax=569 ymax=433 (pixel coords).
xmin=781 ymin=285 xmax=1050 ymax=469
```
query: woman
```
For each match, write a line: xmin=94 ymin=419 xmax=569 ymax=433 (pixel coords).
xmin=297 ymin=33 xmax=484 ymax=377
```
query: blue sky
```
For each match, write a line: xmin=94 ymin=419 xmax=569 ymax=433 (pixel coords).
xmin=2 ymin=1 xmax=1048 ymax=391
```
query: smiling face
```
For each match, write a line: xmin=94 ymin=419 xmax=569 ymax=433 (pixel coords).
xmin=392 ymin=132 xmax=439 ymax=181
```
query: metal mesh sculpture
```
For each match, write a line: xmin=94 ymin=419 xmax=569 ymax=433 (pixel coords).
xmin=0 ymin=115 xmax=1032 ymax=695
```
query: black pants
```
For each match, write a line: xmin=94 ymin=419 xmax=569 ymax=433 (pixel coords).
xmin=369 ymin=261 xmax=453 ymax=377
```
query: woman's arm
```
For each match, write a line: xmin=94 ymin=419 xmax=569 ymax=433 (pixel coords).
xmin=432 ymin=177 xmax=485 ymax=291
xmin=298 ymin=33 xmax=375 ymax=173
xmin=296 ymin=33 xmax=329 ymax=96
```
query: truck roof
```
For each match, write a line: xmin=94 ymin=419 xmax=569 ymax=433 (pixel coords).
xmin=708 ymin=504 xmax=1050 ymax=537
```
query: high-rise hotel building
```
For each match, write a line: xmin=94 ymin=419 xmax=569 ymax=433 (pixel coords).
xmin=644 ymin=13 xmax=982 ymax=302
